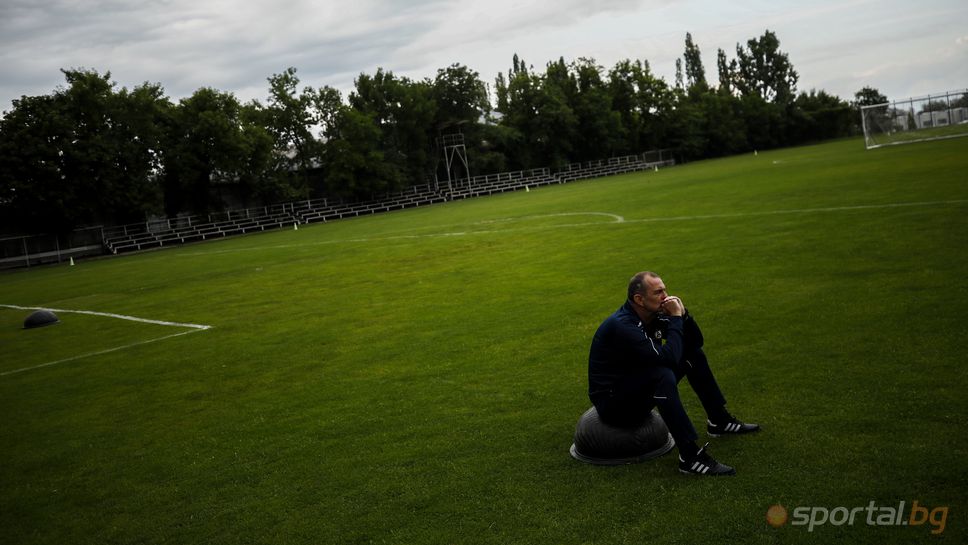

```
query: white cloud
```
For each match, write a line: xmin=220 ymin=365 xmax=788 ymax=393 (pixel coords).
xmin=1 ymin=0 xmax=967 ymax=113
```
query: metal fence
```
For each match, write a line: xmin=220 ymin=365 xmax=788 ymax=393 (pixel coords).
xmin=0 ymin=226 xmax=105 ymax=270
xmin=861 ymin=89 xmax=968 ymax=149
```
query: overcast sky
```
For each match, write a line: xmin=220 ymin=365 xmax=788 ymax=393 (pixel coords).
xmin=2 ymin=0 xmax=967 ymax=114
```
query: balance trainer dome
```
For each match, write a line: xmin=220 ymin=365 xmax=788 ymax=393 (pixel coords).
xmin=23 ymin=309 xmax=60 ymax=329
xmin=570 ymin=406 xmax=675 ymax=465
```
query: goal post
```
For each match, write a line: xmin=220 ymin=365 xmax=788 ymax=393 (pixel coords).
xmin=861 ymin=89 xmax=968 ymax=149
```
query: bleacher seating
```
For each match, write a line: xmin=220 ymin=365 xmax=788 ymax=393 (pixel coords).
xmin=101 ymin=153 xmax=675 ymax=255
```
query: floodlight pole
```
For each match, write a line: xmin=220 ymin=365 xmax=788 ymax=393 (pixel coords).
xmin=437 ymin=133 xmax=469 ymax=197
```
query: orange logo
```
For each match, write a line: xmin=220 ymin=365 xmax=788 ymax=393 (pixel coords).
xmin=767 ymin=504 xmax=788 ymax=528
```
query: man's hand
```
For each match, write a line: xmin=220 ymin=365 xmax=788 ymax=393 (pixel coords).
xmin=660 ymin=296 xmax=685 ymax=317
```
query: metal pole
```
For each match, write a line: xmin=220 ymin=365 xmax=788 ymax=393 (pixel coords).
xmin=23 ymin=237 xmax=29 ymax=268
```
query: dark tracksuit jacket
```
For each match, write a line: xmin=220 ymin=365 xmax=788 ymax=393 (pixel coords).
xmin=587 ymin=300 xmax=723 ymax=443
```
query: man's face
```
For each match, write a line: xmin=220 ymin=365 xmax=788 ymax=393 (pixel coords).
xmin=637 ymin=275 xmax=668 ymax=313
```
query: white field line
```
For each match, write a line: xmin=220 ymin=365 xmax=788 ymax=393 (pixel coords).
xmin=0 ymin=329 xmax=202 ymax=377
xmin=0 ymin=304 xmax=211 ymax=330
xmin=0 ymin=305 xmax=213 ymax=377
xmin=476 ymin=212 xmax=625 ymax=224
xmin=175 ymin=199 xmax=968 ymax=257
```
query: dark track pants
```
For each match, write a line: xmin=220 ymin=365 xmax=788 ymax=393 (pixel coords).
xmin=593 ymin=347 xmax=727 ymax=448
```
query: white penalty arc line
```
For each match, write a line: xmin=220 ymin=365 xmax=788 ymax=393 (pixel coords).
xmin=476 ymin=212 xmax=625 ymax=225
xmin=175 ymin=199 xmax=968 ymax=257
xmin=0 ymin=305 xmax=213 ymax=377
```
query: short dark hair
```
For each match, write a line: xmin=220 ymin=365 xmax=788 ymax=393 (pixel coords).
xmin=627 ymin=271 xmax=658 ymax=301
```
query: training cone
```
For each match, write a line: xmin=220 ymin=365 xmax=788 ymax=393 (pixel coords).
xmin=294 ymin=223 xmax=298 ymax=231
xmin=526 ymin=186 xmax=530 ymax=192
xmin=69 ymin=257 xmax=75 ymax=266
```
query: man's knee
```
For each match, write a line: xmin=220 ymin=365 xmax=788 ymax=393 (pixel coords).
xmin=683 ymin=348 xmax=712 ymax=372
xmin=651 ymin=367 xmax=680 ymax=402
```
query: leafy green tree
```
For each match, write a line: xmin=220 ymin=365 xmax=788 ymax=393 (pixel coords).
xmin=920 ymin=100 xmax=951 ymax=113
xmin=0 ymin=69 xmax=166 ymax=233
xmin=433 ymin=63 xmax=489 ymax=129
xmin=262 ymin=67 xmax=342 ymax=199
xmin=0 ymin=93 xmax=73 ymax=233
xmin=499 ymin=68 xmax=541 ymax=169
xmin=569 ymin=58 xmax=623 ymax=161
xmin=716 ymin=48 xmax=736 ymax=95
xmin=432 ymin=63 xmax=496 ymax=176
xmin=322 ymin=107 xmax=389 ymax=198
xmin=700 ymin=91 xmax=748 ymax=156
xmin=735 ymin=30 xmax=799 ymax=104
xmin=791 ymin=89 xmax=853 ymax=143
xmin=853 ymin=86 xmax=887 ymax=107
xmin=529 ymin=59 xmax=579 ymax=168
xmin=161 ymin=88 xmax=271 ymax=215
xmin=683 ymin=32 xmax=708 ymax=92
xmin=234 ymin=102 xmax=279 ymax=205
xmin=607 ymin=59 xmax=674 ymax=154
xmin=737 ymin=93 xmax=785 ymax=150
xmin=494 ymin=72 xmax=510 ymax=115
xmin=349 ymin=68 xmax=436 ymax=193
xmin=851 ymin=86 xmax=890 ymax=136
xmin=667 ymin=91 xmax=707 ymax=160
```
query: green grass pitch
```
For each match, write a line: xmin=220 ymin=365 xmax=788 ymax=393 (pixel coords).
xmin=1 ymin=137 xmax=966 ymax=544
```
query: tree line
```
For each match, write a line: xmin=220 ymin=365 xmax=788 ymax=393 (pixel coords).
xmin=1 ymin=30 xmax=883 ymax=234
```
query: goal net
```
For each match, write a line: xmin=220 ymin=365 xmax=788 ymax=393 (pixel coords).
xmin=861 ymin=89 xmax=968 ymax=149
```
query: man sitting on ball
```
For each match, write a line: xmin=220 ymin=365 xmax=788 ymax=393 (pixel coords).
xmin=587 ymin=271 xmax=759 ymax=476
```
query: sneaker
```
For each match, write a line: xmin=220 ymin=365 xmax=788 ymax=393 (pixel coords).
xmin=707 ymin=416 xmax=760 ymax=437
xmin=678 ymin=443 xmax=736 ymax=476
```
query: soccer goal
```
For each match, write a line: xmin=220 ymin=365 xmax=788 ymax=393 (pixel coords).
xmin=861 ymin=89 xmax=968 ymax=149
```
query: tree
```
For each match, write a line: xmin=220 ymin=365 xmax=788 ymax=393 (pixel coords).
xmin=851 ymin=86 xmax=889 ymax=135
xmin=737 ymin=93 xmax=785 ymax=150
xmin=735 ymin=30 xmax=799 ymax=104
xmin=497 ymin=56 xmax=583 ymax=170
xmin=700 ymin=91 xmax=748 ymax=157
xmin=667 ymin=91 xmax=707 ymax=160
xmin=683 ymin=32 xmax=708 ymax=92
xmin=607 ymin=59 xmax=674 ymax=154
xmin=0 ymin=69 xmax=167 ymax=233
xmin=716 ymin=48 xmax=736 ymax=95
xmin=432 ymin=64 xmax=498 ymax=175
xmin=568 ymin=58 xmax=623 ymax=161
xmin=791 ymin=90 xmax=853 ymax=143
xmin=161 ymin=88 xmax=271 ymax=215
xmin=349 ymin=68 xmax=436 ymax=193
xmin=263 ymin=67 xmax=341 ymax=199
xmin=433 ymin=64 xmax=489 ymax=129
xmin=853 ymin=86 xmax=887 ymax=107
xmin=0 ymin=93 xmax=74 ymax=233
xmin=322 ymin=106 xmax=392 ymax=198
xmin=920 ymin=100 xmax=950 ymax=113
xmin=526 ymin=59 xmax=579 ymax=168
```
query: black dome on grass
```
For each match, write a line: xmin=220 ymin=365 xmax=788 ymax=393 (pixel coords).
xmin=570 ymin=406 xmax=675 ymax=465
xmin=23 ymin=309 xmax=60 ymax=329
